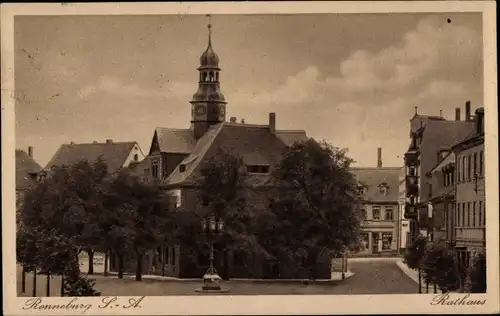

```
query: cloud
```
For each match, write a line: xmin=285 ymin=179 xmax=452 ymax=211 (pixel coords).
xmin=76 ymin=75 xmax=193 ymax=100
xmin=227 ymin=17 xmax=482 ymax=166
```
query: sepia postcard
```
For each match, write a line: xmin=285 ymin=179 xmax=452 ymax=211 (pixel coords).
xmin=2 ymin=1 xmax=499 ymax=315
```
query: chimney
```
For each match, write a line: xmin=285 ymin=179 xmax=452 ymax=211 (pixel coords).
xmin=455 ymin=107 xmax=461 ymax=121
xmin=269 ymin=112 xmax=276 ymax=134
xmin=106 ymin=139 xmax=113 ymax=144
xmin=465 ymin=100 xmax=471 ymax=122
xmin=241 ymin=118 xmax=245 ymax=124
xmin=93 ymin=141 xmax=98 ymax=144
xmin=230 ymin=117 xmax=237 ymax=123
xmin=377 ymin=147 xmax=382 ymax=168
xmin=28 ymin=146 xmax=33 ymax=158
xmin=439 ymin=110 xmax=443 ymax=118
xmin=475 ymin=108 xmax=484 ymax=134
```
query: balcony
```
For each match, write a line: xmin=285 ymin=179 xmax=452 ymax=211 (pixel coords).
xmin=405 ymin=173 xmax=419 ymax=196
xmin=404 ymin=150 xmax=420 ymax=167
xmin=404 ymin=203 xmax=418 ymax=220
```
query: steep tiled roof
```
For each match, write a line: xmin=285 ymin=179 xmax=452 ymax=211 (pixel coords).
xmin=46 ymin=141 xmax=138 ymax=173
xmin=410 ymin=114 xmax=446 ymax=135
xmin=16 ymin=150 xmax=42 ymax=191
xmin=164 ymin=122 xmax=303 ymax=187
xmin=418 ymin=120 xmax=474 ymax=200
xmin=351 ymin=167 xmax=401 ymax=202
xmin=154 ymin=128 xmax=196 ymax=154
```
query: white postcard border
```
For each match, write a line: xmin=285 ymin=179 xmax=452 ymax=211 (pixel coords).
xmin=2 ymin=1 xmax=498 ymax=315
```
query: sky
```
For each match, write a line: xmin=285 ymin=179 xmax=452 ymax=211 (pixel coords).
xmin=14 ymin=13 xmax=483 ymax=168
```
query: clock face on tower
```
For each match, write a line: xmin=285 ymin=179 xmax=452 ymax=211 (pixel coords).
xmin=195 ymin=105 xmax=207 ymax=116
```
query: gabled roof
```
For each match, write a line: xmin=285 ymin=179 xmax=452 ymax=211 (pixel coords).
xmin=46 ymin=141 xmax=139 ymax=173
xmin=351 ymin=167 xmax=401 ymax=202
xmin=275 ymin=130 xmax=308 ymax=147
xmin=164 ymin=122 xmax=305 ymax=187
xmin=151 ymin=127 xmax=196 ymax=154
xmin=16 ymin=150 xmax=42 ymax=191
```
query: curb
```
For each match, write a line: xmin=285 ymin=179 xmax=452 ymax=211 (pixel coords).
xmin=395 ymin=259 xmax=420 ymax=284
xmin=88 ymin=272 xmax=356 ymax=285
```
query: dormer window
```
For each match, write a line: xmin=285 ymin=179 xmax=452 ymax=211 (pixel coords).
xmin=246 ymin=165 xmax=270 ymax=174
xmin=379 ymin=183 xmax=389 ymax=196
xmin=179 ymin=164 xmax=186 ymax=173
xmin=358 ymin=186 xmax=366 ymax=196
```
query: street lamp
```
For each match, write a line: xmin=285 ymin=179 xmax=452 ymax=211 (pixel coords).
xmin=196 ymin=215 xmax=228 ymax=293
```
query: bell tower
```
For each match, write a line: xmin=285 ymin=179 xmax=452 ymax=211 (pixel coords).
xmin=190 ymin=16 xmax=227 ymax=140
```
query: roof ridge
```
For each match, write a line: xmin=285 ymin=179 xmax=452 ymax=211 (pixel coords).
xmin=156 ymin=127 xmax=191 ymax=132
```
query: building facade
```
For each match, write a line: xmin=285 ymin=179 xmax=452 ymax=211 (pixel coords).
xmin=451 ymin=108 xmax=485 ymax=271
xmin=351 ymin=148 xmax=400 ymax=256
xmin=403 ymin=103 xmax=475 ymax=244
xmin=427 ymin=151 xmax=456 ymax=244
xmin=398 ymin=166 xmax=410 ymax=252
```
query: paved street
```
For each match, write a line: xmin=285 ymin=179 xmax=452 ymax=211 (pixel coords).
xmin=17 ymin=258 xmax=418 ymax=296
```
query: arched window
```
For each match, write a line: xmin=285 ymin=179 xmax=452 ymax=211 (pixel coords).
xmin=209 ymin=71 xmax=214 ymax=82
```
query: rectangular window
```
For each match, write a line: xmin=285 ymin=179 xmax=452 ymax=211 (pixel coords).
xmin=456 ymin=204 xmax=460 ymax=226
xmin=462 ymin=203 xmax=466 ymax=227
xmin=246 ymin=165 xmax=270 ymax=174
xmin=382 ymin=233 xmax=392 ymax=250
xmin=372 ymin=207 xmax=381 ymax=220
xmin=451 ymin=170 xmax=455 ymax=184
xmin=152 ymin=160 xmax=159 ymax=178
xmin=478 ymin=201 xmax=482 ymax=228
xmin=467 ymin=155 xmax=472 ymax=180
xmin=462 ymin=156 xmax=466 ymax=181
xmin=457 ymin=158 xmax=461 ymax=182
xmin=473 ymin=153 xmax=477 ymax=177
xmin=479 ymin=150 xmax=484 ymax=175
xmin=385 ymin=207 xmax=394 ymax=221
xmin=472 ymin=201 xmax=476 ymax=227
xmin=467 ymin=202 xmax=471 ymax=227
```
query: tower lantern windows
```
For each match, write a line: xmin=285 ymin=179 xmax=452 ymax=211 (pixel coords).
xmin=216 ymin=72 xmax=219 ymax=82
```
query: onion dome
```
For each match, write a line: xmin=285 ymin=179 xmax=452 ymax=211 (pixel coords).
xmin=199 ymin=23 xmax=220 ymax=69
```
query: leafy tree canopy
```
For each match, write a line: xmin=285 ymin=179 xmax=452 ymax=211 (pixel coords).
xmin=269 ymin=139 xmax=361 ymax=259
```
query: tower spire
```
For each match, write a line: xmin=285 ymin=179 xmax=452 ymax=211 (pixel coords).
xmin=207 ymin=14 xmax=212 ymax=47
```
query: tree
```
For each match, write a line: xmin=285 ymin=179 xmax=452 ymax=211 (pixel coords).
xmin=466 ymin=250 xmax=486 ymax=293
xmin=269 ymin=139 xmax=361 ymax=278
xmin=420 ymin=242 xmax=460 ymax=293
xmin=100 ymin=169 xmax=175 ymax=281
xmin=189 ymin=151 xmax=272 ymax=277
xmin=403 ymin=235 xmax=428 ymax=293
xmin=16 ymin=159 xmax=107 ymax=295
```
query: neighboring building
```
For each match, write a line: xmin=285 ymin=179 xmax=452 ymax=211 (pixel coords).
xmin=351 ymin=148 xmax=400 ymax=256
xmin=403 ymin=103 xmax=475 ymax=244
xmin=46 ymin=139 xmax=145 ymax=172
xmin=398 ymin=166 xmax=410 ymax=252
xmin=15 ymin=147 xmax=43 ymax=226
xmin=118 ymin=23 xmax=313 ymax=279
xmin=451 ymin=107 xmax=485 ymax=271
xmin=427 ymin=150 xmax=456 ymax=244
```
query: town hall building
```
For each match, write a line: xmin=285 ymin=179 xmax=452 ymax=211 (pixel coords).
xmin=117 ymin=23 xmax=321 ymax=279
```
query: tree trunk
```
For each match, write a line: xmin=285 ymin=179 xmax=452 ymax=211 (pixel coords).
xmin=434 ymin=283 xmax=437 ymax=294
xmin=104 ymin=250 xmax=109 ymax=277
xmin=418 ymin=268 xmax=422 ymax=294
xmin=32 ymin=269 xmax=37 ymax=297
xmin=136 ymin=252 xmax=143 ymax=281
xmin=118 ymin=254 xmax=124 ymax=279
xmin=46 ymin=271 xmax=51 ymax=297
xmin=21 ymin=266 xmax=26 ymax=293
xmin=87 ymin=249 xmax=94 ymax=275
xmin=60 ymin=273 xmax=65 ymax=296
